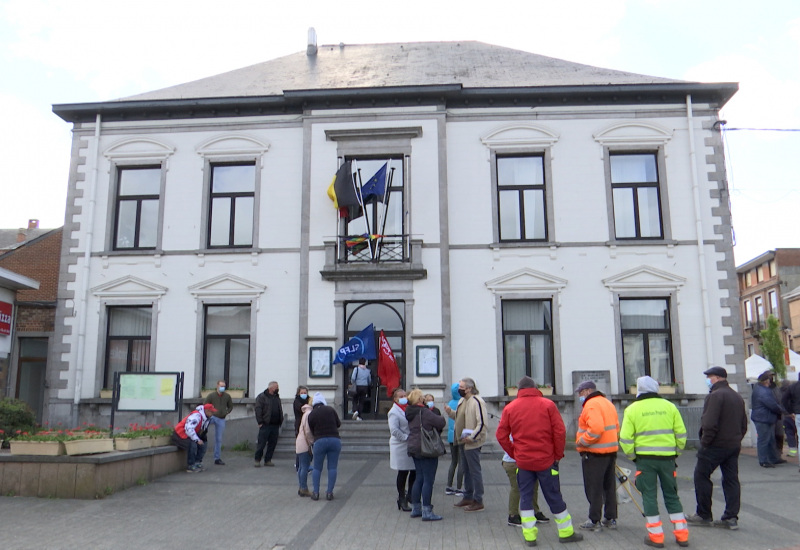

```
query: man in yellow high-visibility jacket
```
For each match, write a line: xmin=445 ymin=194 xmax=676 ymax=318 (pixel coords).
xmin=620 ymin=376 xmax=689 ymax=549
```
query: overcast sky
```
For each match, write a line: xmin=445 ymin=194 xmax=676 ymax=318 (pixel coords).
xmin=1 ymin=0 xmax=798 ymax=265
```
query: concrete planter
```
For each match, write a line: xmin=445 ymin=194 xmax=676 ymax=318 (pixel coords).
xmin=151 ymin=436 xmax=172 ymax=447
xmin=506 ymin=387 xmax=518 ymax=397
xmin=100 ymin=390 xmax=113 ymax=399
xmin=538 ymin=386 xmax=553 ymax=396
xmin=114 ymin=437 xmax=152 ymax=451
xmin=658 ymin=386 xmax=677 ymax=394
xmin=64 ymin=438 xmax=114 ymax=456
xmin=10 ymin=441 xmax=65 ymax=456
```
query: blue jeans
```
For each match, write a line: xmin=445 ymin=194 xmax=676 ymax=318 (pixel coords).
xmin=462 ymin=447 xmax=484 ymax=504
xmin=208 ymin=416 xmax=226 ymax=460
xmin=754 ymin=421 xmax=780 ymax=464
xmin=410 ymin=456 xmax=439 ymax=506
xmin=312 ymin=437 xmax=342 ymax=494
xmin=297 ymin=451 xmax=312 ymax=491
xmin=171 ymin=433 xmax=207 ymax=468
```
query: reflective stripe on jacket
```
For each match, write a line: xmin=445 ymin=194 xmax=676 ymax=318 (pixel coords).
xmin=576 ymin=392 xmax=619 ymax=454
xmin=619 ymin=394 xmax=687 ymax=458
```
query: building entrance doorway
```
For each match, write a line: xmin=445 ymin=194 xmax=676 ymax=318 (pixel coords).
xmin=343 ymin=301 xmax=404 ymax=419
xmin=16 ymin=338 xmax=48 ymax=423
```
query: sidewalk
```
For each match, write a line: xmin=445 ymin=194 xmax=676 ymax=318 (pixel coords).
xmin=0 ymin=447 xmax=797 ymax=550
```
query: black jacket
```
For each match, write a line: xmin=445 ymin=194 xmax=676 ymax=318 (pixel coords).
xmin=405 ymin=404 xmax=447 ymax=457
xmin=781 ymin=381 xmax=800 ymax=414
xmin=255 ymin=390 xmax=283 ymax=426
xmin=307 ymin=404 xmax=341 ymax=439
xmin=293 ymin=395 xmax=308 ymax=436
xmin=699 ymin=379 xmax=747 ymax=449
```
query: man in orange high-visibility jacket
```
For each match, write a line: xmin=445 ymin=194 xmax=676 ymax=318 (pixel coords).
xmin=575 ymin=380 xmax=620 ymax=532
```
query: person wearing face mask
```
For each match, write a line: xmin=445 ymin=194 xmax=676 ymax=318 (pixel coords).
xmin=388 ymin=387 xmax=416 ymax=512
xmin=424 ymin=394 xmax=443 ymax=423
xmin=686 ymin=366 xmax=747 ymax=531
xmin=444 ymin=377 xmax=489 ymax=513
xmin=254 ymin=381 xmax=283 ymax=467
xmin=204 ymin=380 xmax=233 ymax=465
xmin=574 ymin=380 xmax=619 ymax=532
xmin=293 ymin=386 xmax=310 ymax=437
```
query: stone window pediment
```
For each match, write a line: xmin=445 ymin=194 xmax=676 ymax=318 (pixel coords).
xmin=196 ymin=134 xmax=270 ymax=160
xmin=481 ymin=124 xmax=560 ymax=151
xmin=593 ymin=122 xmax=673 ymax=147
xmin=103 ymin=137 xmax=175 ymax=162
xmin=602 ymin=265 xmax=686 ymax=292
xmin=91 ymin=275 xmax=168 ymax=299
xmin=188 ymin=273 xmax=266 ymax=298
xmin=485 ymin=267 xmax=568 ymax=294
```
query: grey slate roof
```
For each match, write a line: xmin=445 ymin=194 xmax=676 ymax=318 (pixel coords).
xmin=123 ymin=41 xmax=683 ymax=101
xmin=0 ymin=228 xmax=53 ymax=252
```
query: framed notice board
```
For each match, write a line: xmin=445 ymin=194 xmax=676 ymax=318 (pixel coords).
xmin=115 ymin=372 xmax=183 ymax=412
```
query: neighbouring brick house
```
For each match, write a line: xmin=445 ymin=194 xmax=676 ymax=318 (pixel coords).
xmin=737 ymin=248 xmax=800 ymax=358
xmin=0 ymin=227 xmax=62 ymax=421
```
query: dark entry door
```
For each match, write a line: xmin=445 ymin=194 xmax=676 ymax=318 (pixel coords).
xmin=343 ymin=301 xmax=404 ymax=419
xmin=16 ymin=338 xmax=48 ymax=423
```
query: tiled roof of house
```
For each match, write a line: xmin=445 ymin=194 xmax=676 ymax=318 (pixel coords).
xmin=122 ymin=41 xmax=683 ymax=101
xmin=0 ymin=228 xmax=53 ymax=253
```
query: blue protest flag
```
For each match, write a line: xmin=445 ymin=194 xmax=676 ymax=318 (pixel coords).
xmin=360 ymin=163 xmax=387 ymax=203
xmin=335 ymin=324 xmax=377 ymax=364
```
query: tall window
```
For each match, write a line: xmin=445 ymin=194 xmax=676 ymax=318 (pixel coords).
xmin=342 ymin=158 xmax=404 ymax=262
xmin=610 ymin=153 xmax=663 ymax=239
xmin=769 ymin=290 xmax=779 ymax=318
xmin=497 ymin=155 xmax=547 ymax=241
xmin=105 ymin=306 xmax=152 ymax=387
xmin=208 ymin=163 xmax=255 ymax=248
xmin=114 ymin=167 xmax=160 ymax=250
xmin=755 ymin=296 xmax=765 ymax=324
xmin=744 ymin=300 xmax=753 ymax=325
xmin=620 ymin=298 xmax=673 ymax=386
xmin=502 ymin=300 xmax=554 ymax=390
xmin=203 ymin=305 xmax=250 ymax=391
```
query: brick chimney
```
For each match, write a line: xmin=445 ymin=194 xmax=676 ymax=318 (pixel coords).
xmin=17 ymin=229 xmax=26 ymax=243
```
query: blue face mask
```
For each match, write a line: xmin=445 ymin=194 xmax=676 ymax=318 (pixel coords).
xmin=398 ymin=398 xmax=408 ymax=405
xmin=705 ymin=378 xmax=713 ymax=390
xmin=579 ymin=396 xmax=586 ymax=405
xmin=426 ymin=401 xmax=434 ymax=408
xmin=299 ymin=393 xmax=308 ymax=400
xmin=218 ymin=386 xmax=226 ymax=393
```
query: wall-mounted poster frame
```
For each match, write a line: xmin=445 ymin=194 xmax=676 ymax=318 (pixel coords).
xmin=416 ymin=345 xmax=439 ymax=377
xmin=309 ymin=347 xmax=333 ymax=378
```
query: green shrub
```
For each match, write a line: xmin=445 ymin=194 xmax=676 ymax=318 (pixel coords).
xmin=0 ymin=399 xmax=36 ymax=448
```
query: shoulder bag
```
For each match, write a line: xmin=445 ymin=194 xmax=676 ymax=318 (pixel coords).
xmin=419 ymin=410 xmax=446 ymax=458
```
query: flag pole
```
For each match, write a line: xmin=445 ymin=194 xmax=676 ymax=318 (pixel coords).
xmin=375 ymin=159 xmax=391 ymax=259
xmin=351 ymin=160 xmax=375 ymax=260
xmin=377 ymin=166 xmax=395 ymax=261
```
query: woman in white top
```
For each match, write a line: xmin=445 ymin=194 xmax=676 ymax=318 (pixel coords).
xmin=388 ymin=387 xmax=416 ymax=511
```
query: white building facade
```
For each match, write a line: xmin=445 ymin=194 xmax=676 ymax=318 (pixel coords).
xmin=49 ymin=41 xmax=742 ymax=427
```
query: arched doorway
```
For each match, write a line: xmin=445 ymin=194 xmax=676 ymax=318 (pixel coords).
xmin=343 ymin=301 xmax=404 ymax=419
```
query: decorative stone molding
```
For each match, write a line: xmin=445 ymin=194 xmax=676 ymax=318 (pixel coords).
xmin=480 ymin=124 xmax=560 ymax=151
xmin=485 ymin=268 xmax=568 ymax=303
xmin=593 ymin=122 xmax=673 ymax=146
xmin=103 ymin=137 xmax=175 ymax=162
xmin=602 ymin=265 xmax=686 ymax=293
xmin=195 ymin=134 xmax=270 ymax=160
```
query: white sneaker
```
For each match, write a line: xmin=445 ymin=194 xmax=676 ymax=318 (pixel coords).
xmin=352 ymin=412 xmax=359 ymax=420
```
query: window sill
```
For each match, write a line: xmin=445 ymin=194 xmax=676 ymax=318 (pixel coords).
xmin=606 ymin=239 xmax=678 ymax=246
xmin=320 ymin=263 xmax=427 ymax=281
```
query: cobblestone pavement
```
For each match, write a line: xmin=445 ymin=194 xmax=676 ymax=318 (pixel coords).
xmin=0 ymin=447 xmax=798 ymax=550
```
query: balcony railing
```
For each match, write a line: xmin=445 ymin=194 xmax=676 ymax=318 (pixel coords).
xmin=320 ymin=238 xmax=426 ymax=281
xmin=338 ymin=234 xmax=408 ymax=263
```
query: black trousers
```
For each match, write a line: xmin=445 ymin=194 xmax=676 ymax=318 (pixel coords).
xmin=255 ymin=424 xmax=280 ymax=463
xmin=352 ymin=385 xmax=369 ymax=416
xmin=580 ymin=452 xmax=617 ymax=522
xmin=693 ymin=446 xmax=741 ymax=521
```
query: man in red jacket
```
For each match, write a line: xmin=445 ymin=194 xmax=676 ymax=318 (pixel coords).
xmin=496 ymin=376 xmax=583 ymax=547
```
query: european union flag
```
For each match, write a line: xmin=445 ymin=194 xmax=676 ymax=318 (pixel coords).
xmin=335 ymin=324 xmax=377 ymax=364
xmin=360 ymin=163 xmax=387 ymax=203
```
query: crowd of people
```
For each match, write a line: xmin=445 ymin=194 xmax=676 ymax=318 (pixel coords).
xmin=171 ymin=364 xmax=800 ymax=548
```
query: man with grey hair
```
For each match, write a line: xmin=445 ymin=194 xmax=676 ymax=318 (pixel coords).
xmin=445 ymin=377 xmax=489 ymax=512
xmin=254 ymin=381 xmax=283 ymax=467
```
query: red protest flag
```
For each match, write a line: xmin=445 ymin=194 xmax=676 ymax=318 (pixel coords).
xmin=377 ymin=330 xmax=401 ymax=398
